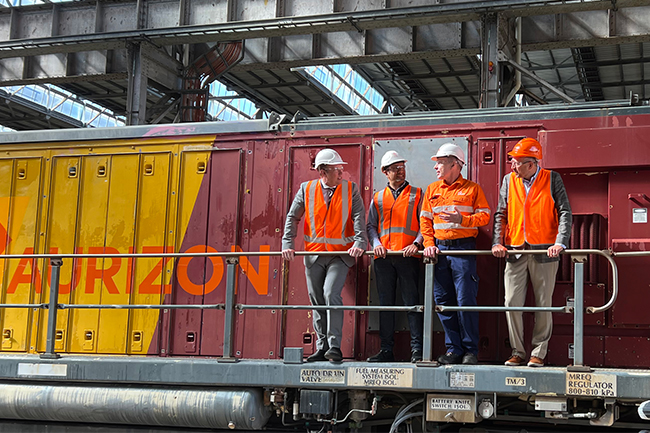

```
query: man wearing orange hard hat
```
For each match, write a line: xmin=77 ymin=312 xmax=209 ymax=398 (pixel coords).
xmin=492 ymin=137 xmax=572 ymax=368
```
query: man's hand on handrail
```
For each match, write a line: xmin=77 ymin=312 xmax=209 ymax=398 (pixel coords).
xmin=547 ymin=244 xmax=564 ymax=258
xmin=401 ymin=244 xmax=419 ymax=257
xmin=491 ymin=244 xmax=508 ymax=258
xmin=282 ymin=249 xmax=295 ymax=261
xmin=348 ymin=247 xmax=365 ymax=258
xmin=373 ymin=245 xmax=387 ymax=259
xmin=423 ymin=246 xmax=439 ymax=259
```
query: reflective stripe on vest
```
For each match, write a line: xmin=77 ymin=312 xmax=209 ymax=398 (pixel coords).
xmin=375 ymin=185 xmax=421 ymax=251
xmin=433 ymin=223 xmax=478 ymax=231
xmin=506 ymin=169 xmax=558 ymax=247
xmin=303 ymin=180 xmax=355 ymax=251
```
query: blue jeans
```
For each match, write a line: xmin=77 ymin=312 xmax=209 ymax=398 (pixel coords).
xmin=434 ymin=238 xmax=479 ymax=356
xmin=374 ymin=255 xmax=423 ymax=352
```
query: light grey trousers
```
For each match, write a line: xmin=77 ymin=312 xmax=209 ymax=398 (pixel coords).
xmin=504 ymin=255 xmax=559 ymax=359
xmin=304 ymin=255 xmax=350 ymax=350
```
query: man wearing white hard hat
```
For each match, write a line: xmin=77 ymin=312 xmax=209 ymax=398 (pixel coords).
xmin=366 ymin=150 xmax=424 ymax=363
xmin=282 ymin=148 xmax=366 ymax=363
xmin=420 ymin=143 xmax=491 ymax=365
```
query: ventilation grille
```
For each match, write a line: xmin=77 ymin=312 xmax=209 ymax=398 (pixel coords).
xmin=558 ymin=214 xmax=605 ymax=283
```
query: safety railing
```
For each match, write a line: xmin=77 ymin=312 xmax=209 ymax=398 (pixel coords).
xmin=419 ymin=249 xmax=619 ymax=370
xmin=0 ymin=248 xmax=621 ymax=368
xmin=234 ymin=249 xmax=619 ymax=369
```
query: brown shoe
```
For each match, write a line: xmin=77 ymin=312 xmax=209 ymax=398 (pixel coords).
xmin=527 ymin=356 xmax=544 ymax=367
xmin=505 ymin=355 xmax=525 ymax=366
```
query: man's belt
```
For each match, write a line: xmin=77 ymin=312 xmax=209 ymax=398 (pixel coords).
xmin=435 ymin=237 xmax=476 ymax=247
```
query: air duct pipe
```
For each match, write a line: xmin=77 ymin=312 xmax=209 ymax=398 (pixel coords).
xmin=0 ymin=384 xmax=270 ymax=430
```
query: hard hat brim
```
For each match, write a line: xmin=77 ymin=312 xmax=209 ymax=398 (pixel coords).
xmin=431 ymin=152 xmax=452 ymax=160
xmin=381 ymin=159 xmax=407 ymax=169
xmin=508 ymin=150 xmax=539 ymax=159
xmin=315 ymin=162 xmax=348 ymax=170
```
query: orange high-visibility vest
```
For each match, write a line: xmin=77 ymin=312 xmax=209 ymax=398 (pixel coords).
xmin=374 ymin=185 xmax=421 ymax=251
xmin=303 ymin=180 xmax=355 ymax=251
xmin=506 ymin=168 xmax=559 ymax=247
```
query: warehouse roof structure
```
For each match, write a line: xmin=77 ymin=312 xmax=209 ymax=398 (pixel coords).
xmin=0 ymin=0 xmax=648 ymax=129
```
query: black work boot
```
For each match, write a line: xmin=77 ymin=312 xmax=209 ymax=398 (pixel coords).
xmin=367 ymin=350 xmax=394 ymax=362
xmin=437 ymin=351 xmax=463 ymax=364
xmin=462 ymin=353 xmax=478 ymax=365
xmin=324 ymin=347 xmax=343 ymax=363
xmin=306 ymin=348 xmax=327 ymax=362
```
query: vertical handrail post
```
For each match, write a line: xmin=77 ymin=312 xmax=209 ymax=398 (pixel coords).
xmin=420 ymin=257 xmax=438 ymax=366
xmin=41 ymin=257 xmax=62 ymax=359
xmin=569 ymin=254 xmax=588 ymax=371
xmin=219 ymin=256 xmax=238 ymax=363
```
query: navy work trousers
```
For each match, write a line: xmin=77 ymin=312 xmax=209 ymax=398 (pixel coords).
xmin=433 ymin=238 xmax=479 ymax=356
xmin=374 ymin=255 xmax=423 ymax=352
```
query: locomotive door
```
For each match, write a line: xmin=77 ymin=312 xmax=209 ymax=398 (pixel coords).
xmin=475 ymin=136 xmax=529 ymax=363
xmin=609 ymin=170 xmax=650 ymax=325
xmin=0 ymin=156 xmax=44 ymax=353
xmin=367 ymin=138 xmax=460 ymax=360
xmin=169 ymin=148 xmax=242 ymax=356
xmin=126 ymin=152 xmax=173 ymax=355
xmin=40 ymin=153 xmax=173 ymax=355
xmin=231 ymin=140 xmax=286 ymax=359
xmin=282 ymin=144 xmax=365 ymax=359
xmin=478 ymin=134 xmax=607 ymax=366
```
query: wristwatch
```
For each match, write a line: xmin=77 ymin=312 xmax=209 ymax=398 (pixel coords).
xmin=413 ymin=242 xmax=423 ymax=250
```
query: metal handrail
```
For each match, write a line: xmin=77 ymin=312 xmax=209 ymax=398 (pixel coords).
xmin=236 ymin=305 xmax=423 ymax=312
xmin=0 ymin=304 xmax=48 ymax=309
xmin=434 ymin=306 xmax=569 ymax=313
xmin=57 ymin=304 xmax=225 ymax=310
xmin=0 ymin=248 xmax=621 ymax=366
xmin=580 ymin=249 xmax=618 ymax=314
xmin=0 ymin=248 xmax=617 ymax=314
xmin=408 ymin=248 xmax=617 ymax=315
xmin=612 ymin=251 xmax=650 ymax=257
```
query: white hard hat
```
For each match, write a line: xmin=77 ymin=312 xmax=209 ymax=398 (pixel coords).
xmin=314 ymin=148 xmax=347 ymax=169
xmin=431 ymin=143 xmax=465 ymax=165
xmin=380 ymin=150 xmax=407 ymax=169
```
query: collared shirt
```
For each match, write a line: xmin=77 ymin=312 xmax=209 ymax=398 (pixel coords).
xmin=522 ymin=165 xmax=541 ymax=193
xmin=320 ymin=179 xmax=337 ymax=205
xmin=367 ymin=181 xmax=423 ymax=249
xmin=388 ymin=180 xmax=409 ymax=200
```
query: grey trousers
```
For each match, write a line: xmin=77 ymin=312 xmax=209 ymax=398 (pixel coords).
xmin=304 ymin=255 xmax=350 ymax=350
xmin=504 ymin=254 xmax=559 ymax=359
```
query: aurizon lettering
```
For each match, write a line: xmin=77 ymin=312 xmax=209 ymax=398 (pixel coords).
xmin=3 ymin=245 xmax=271 ymax=296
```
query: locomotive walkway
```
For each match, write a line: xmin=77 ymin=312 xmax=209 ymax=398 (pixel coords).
xmin=0 ymin=248 xmax=647 ymax=429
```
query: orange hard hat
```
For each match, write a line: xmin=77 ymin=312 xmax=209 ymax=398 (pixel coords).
xmin=509 ymin=138 xmax=542 ymax=160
